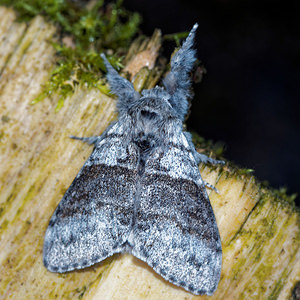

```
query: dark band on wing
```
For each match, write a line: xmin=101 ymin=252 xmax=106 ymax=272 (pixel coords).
xmin=52 ymin=164 xmax=137 ymax=220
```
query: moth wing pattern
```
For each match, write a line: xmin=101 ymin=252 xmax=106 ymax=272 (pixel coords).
xmin=43 ymin=23 xmax=223 ymax=296
xmin=130 ymin=131 xmax=222 ymax=295
xmin=43 ymin=122 xmax=138 ymax=272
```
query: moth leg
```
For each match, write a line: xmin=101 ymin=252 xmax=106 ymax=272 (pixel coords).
xmin=196 ymin=153 xmax=225 ymax=166
xmin=70 ymin=135 xmax=100 ymax=145
xmin=183 ymin=132 xmax=225 ymax=166
xmin=70 ymin=122 xmax=118 ymax=145
xmin=204 ymin=181 xmax=220 ymax=194
xmin=183 ymin=131 xmax=201 ymax=164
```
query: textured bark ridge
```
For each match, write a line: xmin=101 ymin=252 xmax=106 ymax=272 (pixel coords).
xmin=0 ymin=7 xmax=299 ymax=299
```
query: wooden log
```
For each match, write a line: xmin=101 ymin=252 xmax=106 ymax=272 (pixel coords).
xmin=0 ymin=7 xmax=299 ymax=299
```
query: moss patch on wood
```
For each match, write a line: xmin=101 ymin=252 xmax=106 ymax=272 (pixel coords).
xmin=0 ymin=0 xmax=141 ymax=109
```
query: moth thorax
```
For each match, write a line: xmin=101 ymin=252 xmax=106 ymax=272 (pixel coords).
xmin=134 ymin=131 xmax=156 ymax=153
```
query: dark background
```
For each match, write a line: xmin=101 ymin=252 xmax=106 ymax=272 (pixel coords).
xmin=123 ymin=0 xmax=300 ymax=206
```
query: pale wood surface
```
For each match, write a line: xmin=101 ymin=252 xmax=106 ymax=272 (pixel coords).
xmin=0 ymin=7 xmax=299 ymax=299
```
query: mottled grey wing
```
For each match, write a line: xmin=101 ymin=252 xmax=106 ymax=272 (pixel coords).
xmin=43 ymin=123 xmax=138 ymax=272
xmin=131 ymin=133 xmax=222 ymax=295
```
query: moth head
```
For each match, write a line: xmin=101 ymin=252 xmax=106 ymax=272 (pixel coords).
xmin=129 ymin=93 xmax=179 ymax=141
xmin=138 ymin=87 xmax=174 ymax=116
xmin=126 ymin=91 xmax=174 ymax=132
xmin=101 ymin=23 xmax=198 ymax=121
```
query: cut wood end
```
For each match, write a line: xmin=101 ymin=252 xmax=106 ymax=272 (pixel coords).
xmin=0 ymin=6 xmax=299 ymax=300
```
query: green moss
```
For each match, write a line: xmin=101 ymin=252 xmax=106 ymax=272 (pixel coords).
xmin=271 ymin=187 xmax=298 ymax=206
xmin=76 ymin=285 xmax=87 ymax=299
xmin=0 ymin=0 xmax=141 ymax=109
xmin=0 ymin=130 xmax=4 ymax=140
xmin=132 ymin=66 xmax=150 ymax=92
xmin=191 ymin=131 xmax=226 ymax=160
xmin=237 ymin=168 xmax=254 ymax=176
xmin=0 ymin=219 xmax=8 ymax=232
xmin=260 ymin=183 xmax=299 ymax=211
xmin=1 ymin=115 xmax=10 ymax=122
xmin=164 ymin=31 xmax=189 ymax=47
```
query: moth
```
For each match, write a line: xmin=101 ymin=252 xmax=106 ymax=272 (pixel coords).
xmin=43 ymin=24 xmax=223 ymax=296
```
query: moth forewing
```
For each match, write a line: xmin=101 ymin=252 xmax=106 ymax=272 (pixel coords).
xmin=43 ymin=123 xmax=138 ymax=272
